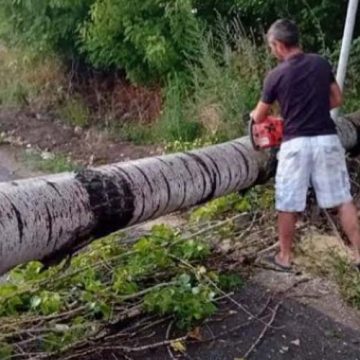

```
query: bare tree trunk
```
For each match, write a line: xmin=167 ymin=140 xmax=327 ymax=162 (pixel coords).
xmin=0 ymin=115 xmax=359 ymax=275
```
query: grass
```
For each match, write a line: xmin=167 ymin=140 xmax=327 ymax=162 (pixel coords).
xmin=332 ymin=254 xmax=360 ymax=309
xmin=295 ymin=235 xmax=360 ymax=311
xmin=109 ymin=121 xmax=155 ymax=145
xmin=58 ymin=96 xmax=90 ymax=128
xmin=153 ymin=21 xmax=272 ymax=144
xmin=153 ymin=74 xmax=203 ymax=142
xmin=22 ymin=149 xmax=80 ymax=173
xmin=0 ymin=47 xmax=66 ymax=109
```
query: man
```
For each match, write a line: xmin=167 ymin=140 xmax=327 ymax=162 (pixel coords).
xmin=251 ymin=19 xmax=360 ymax=270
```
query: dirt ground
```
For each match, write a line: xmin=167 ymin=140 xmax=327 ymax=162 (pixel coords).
xmin=128 ymin=282 xmax=360 ymax=360
xmin=0 ymin=108 xmax=162 ymax=166
xmin=105 ymin=232 xmax=360 ymax=360
xmin=1 ymin=108 xmax=360 ymax=360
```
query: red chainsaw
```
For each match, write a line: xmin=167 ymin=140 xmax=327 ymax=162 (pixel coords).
xmin=249 ymin=116 xmax=283 ymax=150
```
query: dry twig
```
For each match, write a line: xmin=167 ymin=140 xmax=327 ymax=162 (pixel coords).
xmin=242 ymin=302 xmax=281 ymax=359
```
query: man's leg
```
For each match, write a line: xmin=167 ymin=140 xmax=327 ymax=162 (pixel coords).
xmin=276 ymin=211 xmax=297 ymax=267
xmin=338 ymin=201 xmax=360 ymax=264
xmin=311 ymin=136 xmax=359 ymax=264
xmin=274 ymin=138 xmax=309 ymax=268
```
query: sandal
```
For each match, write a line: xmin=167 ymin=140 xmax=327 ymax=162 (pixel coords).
xmin=263 ymin=255 xmax=292 ymax=272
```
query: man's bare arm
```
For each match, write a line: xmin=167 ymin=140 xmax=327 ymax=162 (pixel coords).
xmin=330 ymin=81 xmax=343 ymax=110
xmin=251 ymin=101 xmax=271 ymax=123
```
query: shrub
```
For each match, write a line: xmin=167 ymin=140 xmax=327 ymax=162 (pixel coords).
xmin=235 ymin=0 xmax=350 ymax=51
xmin=154 ymin=75 xmax=203 ymax=142
xmin=81 ymin=0 xmax=202 ymax=84
xmin=188 ymin=30 xmax=270 ymax=140
xmin=331 ymin=37 xmax=360 ymax=113
xmin=0 ymin=47 xmax=66 ymax=109
xmin=59 ymin=96 xmax=90 ymax=128
xmin=0 ymin=0 xmax=94 ymax=56
xmin=0 ymin=0 xmax=354 ymax=84
xmin=157 ymin=21 xmax=271 ymax=143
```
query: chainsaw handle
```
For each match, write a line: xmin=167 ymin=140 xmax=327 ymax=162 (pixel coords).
xmin=248 ymin=117 xmax=260 ymax=151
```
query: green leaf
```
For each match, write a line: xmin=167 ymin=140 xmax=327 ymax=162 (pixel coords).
xmin=218 ymin=273 xmax=244 ymax=291
xmin=0 ymin=343 xmax=13 ymax=360
xmin=30 ymin=295 xmax=42 ymax=309
xmin=39 ymin=292 xmax=62 ymax=315
xmin=178 ymin=273 xmax=191 ymax=286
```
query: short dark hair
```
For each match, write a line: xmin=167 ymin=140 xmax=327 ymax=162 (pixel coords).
xmin=267 ymin=19 xmax=300 ymax=47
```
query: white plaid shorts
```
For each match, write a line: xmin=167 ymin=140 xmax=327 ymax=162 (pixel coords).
xmin=275 ymin=135 xmax=352 ymax=212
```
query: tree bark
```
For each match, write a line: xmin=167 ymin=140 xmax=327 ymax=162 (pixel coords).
xmin=0 ymin=115 xmax=359 ymax=275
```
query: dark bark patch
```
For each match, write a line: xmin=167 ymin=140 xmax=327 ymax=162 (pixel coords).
xmin=1 ymin=193 xmax=24 ymax=243
xmin=159 ymin=169 xmax=171 ymax=210
xmin=46 ymin=181 xmax=62 ymax=196
xmin=45 ymin=203 xmax=53 ymax=246
xmin=230 ymin=144 xmax=250 ymax=176
xmin=11 ymin=201 xmax=24 ymax=243
xmin=75 ymin=169 xmax=135 ymax=238
xmin=186 ymin=153 xmax=216 ymax=204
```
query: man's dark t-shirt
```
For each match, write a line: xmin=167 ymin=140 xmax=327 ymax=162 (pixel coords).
xmin=261 ymin=53 xmax=337 ymax=141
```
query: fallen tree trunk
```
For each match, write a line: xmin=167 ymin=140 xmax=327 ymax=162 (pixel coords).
xmin=0 ymin=114 xmax=360 ymax=275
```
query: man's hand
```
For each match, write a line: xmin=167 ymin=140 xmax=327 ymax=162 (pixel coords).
xmin=251 ymin=101 xmax=271 ymax=123
xmin=330 ymin=81 xmax=343 ymax=110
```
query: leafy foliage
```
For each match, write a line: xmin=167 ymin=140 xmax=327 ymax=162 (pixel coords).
xmin=2 ymin=0 xmax=350 ymax=85
xmin=0 ymin=0 xmax=202 ymax=83
xmin=164 ymin=137 xmax=217 ymax=153
xmin=155 ymin=74 xmax=204 ymax=141
xmin=0 ymin=0 xmax=94 ymax=55
xmin=332 ymin=255 xmax=360 ymax=309
xmin=157 ymin=24 xmax=271 ymax=142
xmin=218 ymin=272 xmax=244 ymax=291
xmin=332 ymin=37 xmax=360 ymax=113
xmin=0 ymin=224 xmax=243 ymax=357
xmin=235 ymin=0 xmax=351 ymax=50
xmin=81 ymin=0 xmax=202 ymax=83
xmin=0 ymin=1 xmax=251 ymax=84
xmin=190 ymin=185 xmax=274 ymax=222
xmin=144 ymin=274 xmax=217 ymax=329
xmin=190 ymin=194 xmax=251 ymax=222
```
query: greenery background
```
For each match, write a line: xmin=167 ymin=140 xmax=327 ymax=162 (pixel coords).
xmin=0 ymin=0 xmax=360 ymax=144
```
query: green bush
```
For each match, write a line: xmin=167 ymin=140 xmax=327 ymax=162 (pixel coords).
xmin=188 ymin=30 xmax=270 ymax=140
xmin=153 ymin=74 xmax=203 ymax=142
xmin=0 ymin=0 xmax=354 ymax=85
xmin=81 ymin=0 xmax=202 ymax=84
xmin=332 ymin=37 xmax=360 ymax=113
xmin=0 ymin=0 xmax=94 ymax=56
xmin=193 ymin=0 xmax=242 ymax=26
xmin=235 ymin=0 xmax=350 ymax=51
xmin=157 ymin=22 xmax=271 ymax=143
xmin=0 ymin=0 xmax=204 ymax=84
